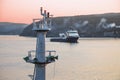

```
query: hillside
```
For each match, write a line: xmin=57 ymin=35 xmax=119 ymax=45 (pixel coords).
xmin=20 ymin=13 xmax=120 ymax=37
xmin=0 ymin=22 xmax=27 ymax=35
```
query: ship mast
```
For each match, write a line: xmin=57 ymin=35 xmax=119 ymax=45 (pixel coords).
xmin=24 ymin=7 xmax=58 ymax=80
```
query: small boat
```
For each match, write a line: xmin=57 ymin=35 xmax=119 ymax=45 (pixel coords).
xmin=50 ymin=30 xmax=79 ymax=43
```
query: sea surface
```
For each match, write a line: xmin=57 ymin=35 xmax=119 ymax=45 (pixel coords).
xmin=0 ymin=35 xmax=120 ymax=80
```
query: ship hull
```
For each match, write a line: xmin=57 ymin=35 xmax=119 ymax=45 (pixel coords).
xmin=50 ymin=37 xmax=79 ymax=43
xmin=66 ymin=37 xmax=79 ymax=43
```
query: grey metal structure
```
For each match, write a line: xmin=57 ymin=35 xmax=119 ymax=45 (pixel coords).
xmin=24 ymin=7 xmax=58 ymax=80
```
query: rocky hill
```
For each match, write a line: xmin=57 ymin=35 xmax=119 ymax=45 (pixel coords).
xmin=0 ymin=22 xmax=27 ymax=35
xmin=20 ymin=13 xmax=120 ymax=37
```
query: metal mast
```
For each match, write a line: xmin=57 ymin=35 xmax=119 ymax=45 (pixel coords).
xmin=24 ymin=7 xmax=58 ymax=80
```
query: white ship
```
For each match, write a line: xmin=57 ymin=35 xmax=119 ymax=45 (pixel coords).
xmin=51 ymin=30 xmax=79 ymax=43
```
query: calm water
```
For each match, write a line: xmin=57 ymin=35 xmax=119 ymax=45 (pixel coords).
xmin=0 ymin=35 xmax=120 ymax=80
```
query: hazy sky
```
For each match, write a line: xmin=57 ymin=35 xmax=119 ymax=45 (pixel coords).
xmin=0 ymin=0 xmax=120 ymax=23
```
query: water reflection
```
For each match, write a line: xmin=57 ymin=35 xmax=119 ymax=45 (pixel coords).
xmin=0 ymin=36 xmax=120 ymax=80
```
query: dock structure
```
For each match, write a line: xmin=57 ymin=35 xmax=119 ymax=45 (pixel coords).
xmin=24 ymin=7 xmax=58 ymax=80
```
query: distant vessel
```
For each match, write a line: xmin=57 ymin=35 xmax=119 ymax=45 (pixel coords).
xmin=50 ymin=30 xmax=79 ymax=43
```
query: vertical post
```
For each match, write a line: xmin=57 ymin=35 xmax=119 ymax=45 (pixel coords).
xmin=33 ymin=31 xmax=47 ymax=80
xmin=32 ymin=7 xmax=50 ymax=80
xmin=23 ymin=7 xmax=58 ymax=80
xmin=36 ymin=32 xmax=46 ymax=62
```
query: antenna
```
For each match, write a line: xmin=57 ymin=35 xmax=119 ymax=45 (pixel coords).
xmin=47 ymin=12 xmax=50 ymax=18
xmin=44 ymin=10 xmax=47 ymax=17
xmin=40 ymin=7 xmax=43 ymax=15
xmin=40 ymin=7 xmax=51 ymax=18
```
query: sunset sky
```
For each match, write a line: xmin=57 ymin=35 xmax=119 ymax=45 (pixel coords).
xmin=0 ymin=0 xmax=120 ymax=24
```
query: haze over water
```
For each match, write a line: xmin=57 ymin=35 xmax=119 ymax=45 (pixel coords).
xmin=0 ymin=35 xmax=120 ymax=80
